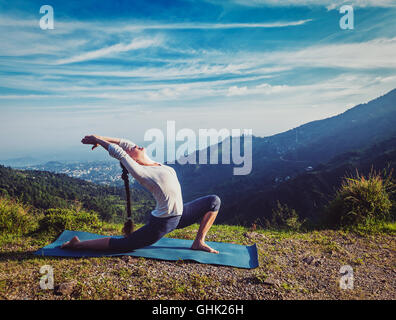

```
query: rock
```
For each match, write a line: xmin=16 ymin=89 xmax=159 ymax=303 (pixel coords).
xmin=122 ymin=256 xmax=133 ymax=263
xmin=314 ymin=259 xmax=322 ymax=267
xmin=244 ymin=232 xmax=261 ymax=239
xmin=303 ymin=256 xmax=314 ymax=265
xmin=54 ymin=281 xmax=77 ymax=295
xmin=262 ymin=278 xmax=277 ymax=286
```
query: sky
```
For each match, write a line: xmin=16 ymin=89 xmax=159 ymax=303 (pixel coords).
xmin=1 ymin=0 xmax=396 ymax=161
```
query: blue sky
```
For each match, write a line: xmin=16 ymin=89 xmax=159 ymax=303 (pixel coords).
xmin=1 ymin=0 xmax=396 ymax=161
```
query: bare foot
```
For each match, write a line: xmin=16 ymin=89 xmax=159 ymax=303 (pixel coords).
xmin=61 ymin=236 xmax=80 ymax=249
xmin=191 ymin=240 xmax=219 ymax=254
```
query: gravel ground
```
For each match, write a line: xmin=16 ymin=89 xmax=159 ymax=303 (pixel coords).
xmin=0 ymin=229 xmax=395 ymax=300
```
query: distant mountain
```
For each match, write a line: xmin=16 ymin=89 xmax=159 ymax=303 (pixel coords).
xmin=0 ymin=156 xmax=42 ymax=167
xmin=220 ymin=136 xmax=396 ymax=226
xmin=42 ymin=161 xmax=65 ymax=169
xmin=275 ymin=88 xmax=396 ymax=163
xmin=169 ymin=88 xmax=396 ymax=224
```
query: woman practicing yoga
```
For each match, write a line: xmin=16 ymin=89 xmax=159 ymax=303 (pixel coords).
xmin=61 ymin=135 xmax=221 ymax=254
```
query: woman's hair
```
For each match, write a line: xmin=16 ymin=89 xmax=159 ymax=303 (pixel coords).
xmin=120 ymin=163 xmax=134 ymax=236
xmin=122 ymin=219 xmax=134 ymax=237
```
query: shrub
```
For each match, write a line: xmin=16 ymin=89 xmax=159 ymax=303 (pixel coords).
xmin=268 ymin=201 xmax=304 ymax=231
xmin=325 ymin=168 xmax=394 ymax=228
xmin=0 ymin=197 xmax=36 ymax=235
xmin=38 ymin=208 xmax=103 ymax=234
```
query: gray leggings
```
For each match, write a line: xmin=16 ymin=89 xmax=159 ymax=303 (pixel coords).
xmin=108 ymin=194 xmax=221 ymax=251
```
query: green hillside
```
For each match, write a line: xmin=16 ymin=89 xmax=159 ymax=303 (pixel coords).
xmin=0 ymin=165 xmax=155 ymax=223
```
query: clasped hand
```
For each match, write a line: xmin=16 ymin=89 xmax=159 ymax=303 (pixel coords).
xmin=81 ymin=135 xmax=99 ymax=150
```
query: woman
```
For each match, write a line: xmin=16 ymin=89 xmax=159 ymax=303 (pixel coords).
xmin=61 ymin=135 xmax=221 ymax=253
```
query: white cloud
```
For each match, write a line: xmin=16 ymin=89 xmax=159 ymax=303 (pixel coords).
xmin=2 ymin=36 xmax=396 ymax=105
xmin=279 ymin=37 xmax=396 ymax=69
xmin=1 ymin=13 xmax=395 ymax=139
xmin=2 ymin=34 xmax=396 ymax=101
xmin=0 ymin=94 xmax=65 ymax=99
xmin=221 ymin=0 xmax=396 ymax=9
xmin=55 ymin=37 xmax=163 ymax=65
xmin=227 ymin=85 xmax=248 ymax=96
xmin=227 ymin=37 xmax=396 ymax=70
xmin=255 ymin=83 xmax=288 ymax=94
xmin=118 ymin=20 xmax=313 ymax=30
xmin=34 ymin=64 xmax=282 ymax=81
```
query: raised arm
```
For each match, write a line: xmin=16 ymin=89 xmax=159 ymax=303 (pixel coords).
xmin=81 ymin=135 xmax=148 ymax=180
xmin=93 ymin=136 xmax=136 ymax=152
xmin=96 ymin=136 xmax=121 ymax=144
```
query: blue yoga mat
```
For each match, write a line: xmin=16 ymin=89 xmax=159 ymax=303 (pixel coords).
xmin=34 ymin=230 xmax=259 ymax=269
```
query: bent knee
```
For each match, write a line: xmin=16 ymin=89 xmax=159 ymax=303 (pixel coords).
xmin=208 ymin=194 xmax=221 ymax=212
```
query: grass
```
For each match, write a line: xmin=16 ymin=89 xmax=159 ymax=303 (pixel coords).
xmin=0 ymin=196 xmax=395 ymax=300
xmin=1 ymin=221 xmax=395 ymax=300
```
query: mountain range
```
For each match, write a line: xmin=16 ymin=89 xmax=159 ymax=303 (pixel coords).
xmin=170 ymin=88 xmax=396 ymax=226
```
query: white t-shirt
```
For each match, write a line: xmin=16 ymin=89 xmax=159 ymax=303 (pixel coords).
xmin=108 ymin=139 xmax=183 ymax=218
